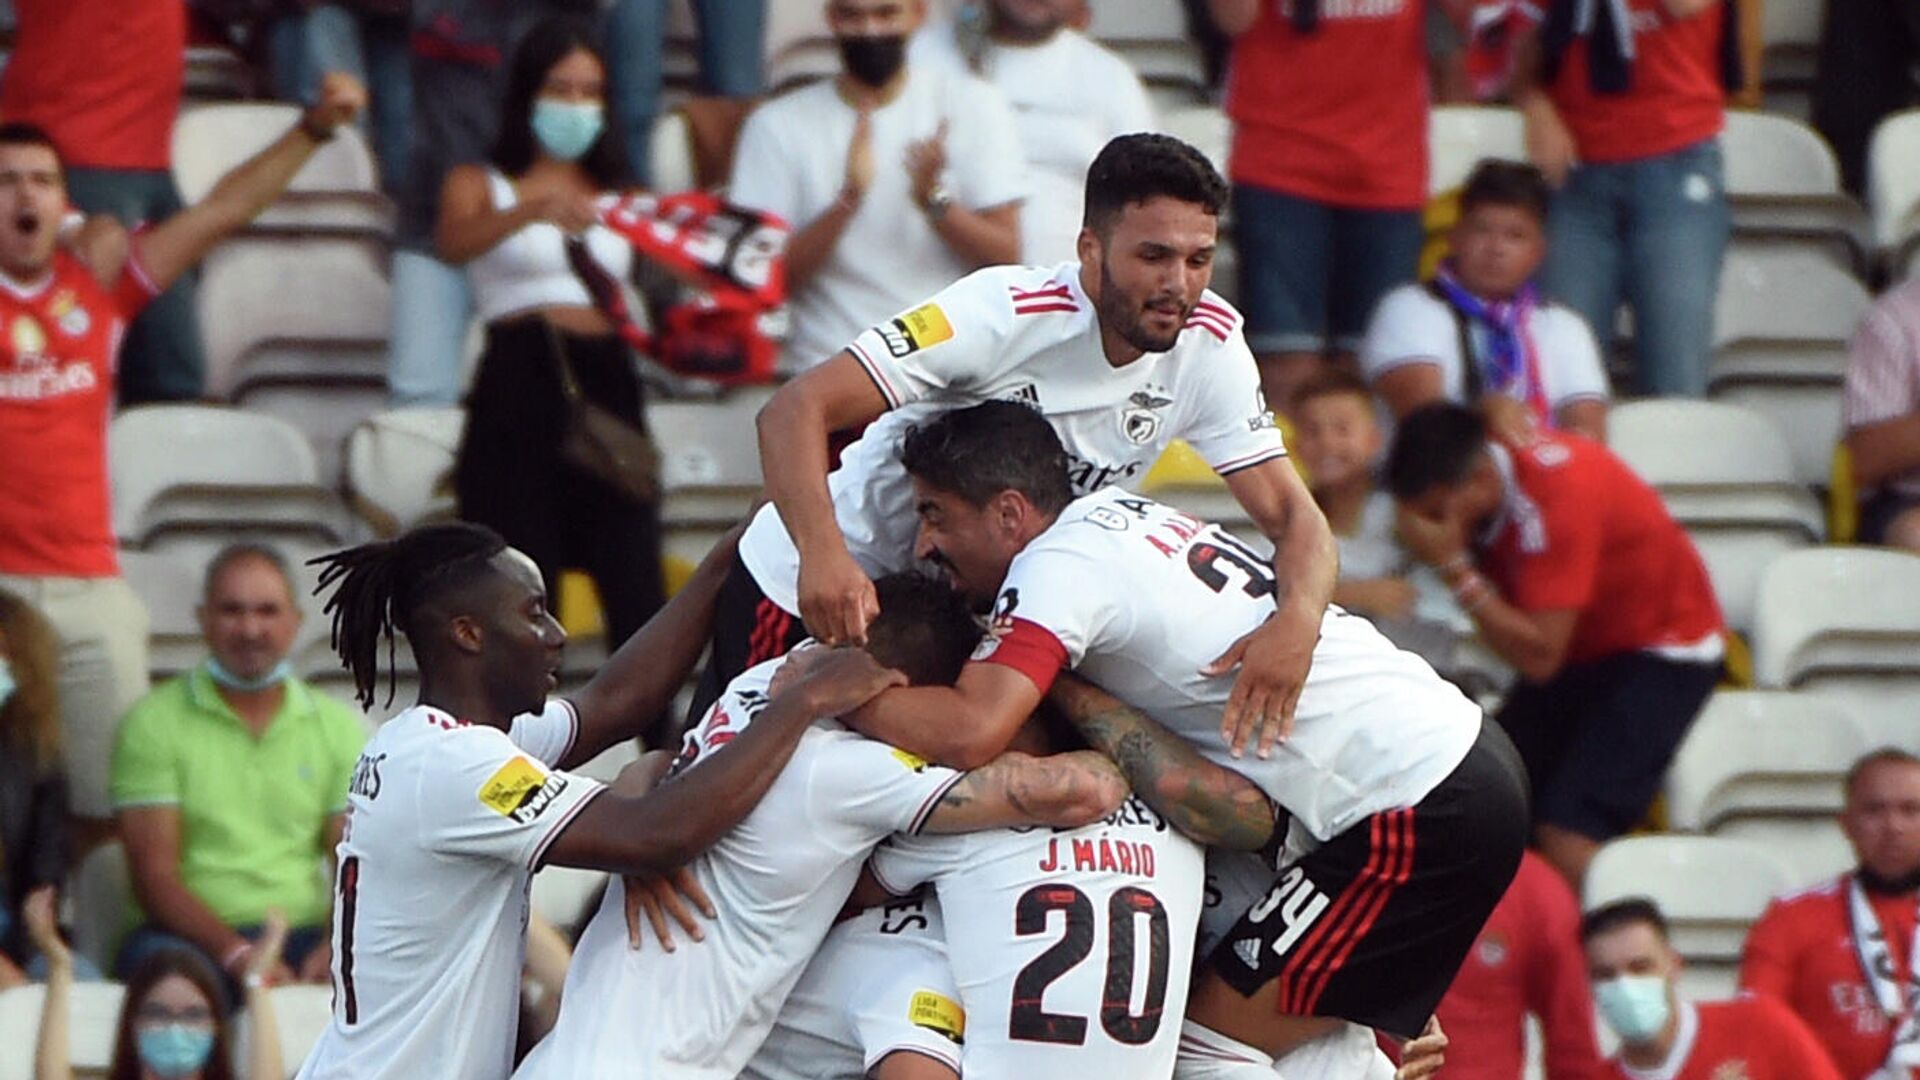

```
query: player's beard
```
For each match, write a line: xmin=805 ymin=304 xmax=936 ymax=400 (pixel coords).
xmin=1098 ymin=255 xmax=1185 ymax=355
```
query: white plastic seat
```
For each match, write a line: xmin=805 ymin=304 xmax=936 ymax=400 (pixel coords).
xmin=1868 ymin=110 xmax=1920 ymax=258
xmin=1428 ymin=106 xmax=1525 ymax=195
xmin=1666 ymin=691 xmax=1870 ymax=884
xmin=195 ymin=237 xmax=391 ymax=402
xmin=1715 ymin=247 xmax=1872 ymax=350
xmin=240 ymin=379 xmax=388 ymax=491
xmin=344 ymin=408 xmax=467 ymax=537
xmin=532 ymin=865 xmax=609 ymax=930
xmin=109 ymin=405 xmax=351 ymax=547
xmin=1751 ymin=548 xmax=1920 ymax=747
xmin=1607 ymin=400 xmax=1824 ymax=538
xmin=270 ymin=984 xmax=336 ymax=1077
xmin=120 ymin=548 xmax=210 ymax=678
xmin=1163 ymin=105 xmax=1230 ymax=179
xmin=649 ymin=394 xmax=769 ymax=528
xmin=1685 ymin=527 xmax=1811 ymax=634
xmin=1584 ymin=835 xmax=1796 ymax=965
xmin=650 ymin=110 xmax=698 ymax=194
xmin=1088 ymin=1 xmax=1190 ymax=43
xmin=65 ymin=840 xmax=132 ymax=976
xmin=0 ymin=982 xmax=127 ymax=1080
xmin=1721 ymin=113 xmax=1871 ymax=269
xmin=173 ymin=103 xmax=391 ymax=235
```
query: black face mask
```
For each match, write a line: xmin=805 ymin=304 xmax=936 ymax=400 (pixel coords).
xmin=839 ymin=34 xmax=907 ymax=88
xmin=1858 ymin=865 xmax=1920 ymax=896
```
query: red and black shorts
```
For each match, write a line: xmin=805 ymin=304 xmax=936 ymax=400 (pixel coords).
xmin=684 ymin=553 xmax=809 ymax=728
xmin=1207 ymin=720 xmax=1529 ymax=1039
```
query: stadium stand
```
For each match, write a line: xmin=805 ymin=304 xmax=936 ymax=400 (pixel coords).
xmin=172 ymin=103 xmax=392 ymax=240
xmin=1758 ymin=0 xmax=1823 ymax=115
xmin=1867 ymin=108 xmax=1920 ymax=279
xmin=341 ymin=408 xmax=466 ymax=538
xmin=1584 ymin=835 xmax=1797 ymax=1001
xmin=0 ymin=981 xmax=126 ymax=1080
xmin=1720 ymin=110 xmax=1871 ymax=275
xmin=1664 ymin=690 xmax=1867 ymax=886
xmin=1428 ymin=106 xmax=1526 ymax=197
xmin=1607 ymin=399 xmax=1823 ymax=633
xmin=65 ymin=841 xmax=132 ymax=979
xmin=1750 ymin=547 xmax=1920 ymax=749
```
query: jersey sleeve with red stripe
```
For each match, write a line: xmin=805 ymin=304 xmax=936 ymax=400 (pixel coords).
xmin=1488 ymin=439 xmax=1606 ymax=613
xmin=845 ymin=266 xmax=1021 ymax=410
xmin=1173 ymin=293 xmax=1290 ymax=476
xmin=971 ymin=538 xmax=1123 ymax=694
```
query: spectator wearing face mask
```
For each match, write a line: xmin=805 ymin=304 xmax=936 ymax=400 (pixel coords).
xmin=435 ymin=16 xmax=667 ymax=700
xmin=111 ymin=545 xmax=364 ymax=999
xmin=1584 ymin=898 xmax=1842 ymax=1080
xmin=729 ymin=0 xmax=1026 ymax=374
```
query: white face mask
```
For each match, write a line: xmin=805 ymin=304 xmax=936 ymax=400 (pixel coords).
xmin=1594 ymin=974 xmax=1673 ymax=1043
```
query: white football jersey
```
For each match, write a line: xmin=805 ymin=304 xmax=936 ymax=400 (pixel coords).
xmin=871 ymin=796 xmax=1207 ymax=1080
xmin=744 ymin=893 xmax=965 ymax=1080
xmin=736 ymin=262 xmax=1287 ymax=614
xmin=514 ymin=659 xmax=965 ymax=1080
xmin=977 ymin=487 xmax=1482 ymax=841
xmin=295 ymin=702 xmax=603 ymax=1080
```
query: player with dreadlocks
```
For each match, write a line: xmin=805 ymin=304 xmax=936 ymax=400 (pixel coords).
xmin=293 ymin=522 xmax=907 ymax=1080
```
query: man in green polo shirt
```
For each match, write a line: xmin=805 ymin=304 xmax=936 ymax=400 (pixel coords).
xmin=111 ymin=543 xmax=364 ymax=996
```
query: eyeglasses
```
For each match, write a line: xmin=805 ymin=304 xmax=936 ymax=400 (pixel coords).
xmin=134 ymin=1005 xmax=215 ymax=1026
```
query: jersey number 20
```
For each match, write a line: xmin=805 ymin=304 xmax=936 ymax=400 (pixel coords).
xmin=1009 ymin=884 xmax=1170 ymax=1046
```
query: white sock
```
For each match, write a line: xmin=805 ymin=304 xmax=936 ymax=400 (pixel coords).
xmin=1175 ymin=1020 xmax=1278 ymax=1080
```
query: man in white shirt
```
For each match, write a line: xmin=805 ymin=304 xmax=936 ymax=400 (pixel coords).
xmin=1361 ymin=159 xmax=1610 ymax=444
xmin=840 ymin=401 xmax=1528 ymax=1074
xmin=708 ymin=133 xmax=1334 ymax=762
xmin=514 ymin=573 xmax=1129 ymax=1079
xmin=911 ymin=0 xmax=1156 ymax=263
xmin=729 ymin=0 xmax=1025 ymax=374
xmin=294 ymin=524 xmax=907 ymax=1080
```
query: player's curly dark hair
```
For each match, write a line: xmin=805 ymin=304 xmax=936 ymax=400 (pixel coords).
xmin=1082 ymin=132 xmax=1229 ymax=235
xmin=308 ymin=522 xmax=509 ymax=709
xmin=866 ymin=573 xmax=983 ymax=688
xmin=900 ymin=400 xmax=1074 ymax=515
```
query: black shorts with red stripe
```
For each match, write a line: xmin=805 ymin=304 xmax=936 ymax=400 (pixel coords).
xmin=1207 ymin=720 xmax=1530 ymax=1039
xmin=684 ymin=553 xmax=809 ymax=728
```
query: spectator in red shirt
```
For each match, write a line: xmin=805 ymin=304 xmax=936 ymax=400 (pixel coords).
xmin=0 ymin=0 xmax=203 ymax=405
xmin=1741 ymin=749 xmax=1920 ymax=1079
xmin=1585 ymin=898 xmax=1845 ymax=1080
xmin=1205 ymin=0 xmax=1451 ymax=415
xmin=1385 ymin=403 xmax=1722 ymax=886
xmin=0 ymin=77 xmax=368 ymax=832
xmin=1435 ymin=850 xmax=1608 ymax=1080
xmin=1512 ymin=0 xmax=1739 ymax=397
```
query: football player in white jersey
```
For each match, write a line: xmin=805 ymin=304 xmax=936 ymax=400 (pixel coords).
xmin=741 ymin=892 xmax=965 ymax=1080
xmin=514 ymin=573 xmax=1131 ymax=1080
xmin=293 ymin=523 xmax=910 ymax=1080
xmin=697 ymin=132 xmax=1335 ymax=758
xmin=837 ymin=402 xmax=1528 ymax=1075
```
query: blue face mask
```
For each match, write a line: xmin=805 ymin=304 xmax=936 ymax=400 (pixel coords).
xmin=204 ymin=656 xmax=291 ymax=693
xmin=531 ymin=99 xmax=604 ymax=162
xmin=137 ymin=1024 xmax=215 ymax=1079
xmin=1593 ymin=974 xmax=1673 ymax=1044
xmin=0 ymin=657 xmax=15 ymax=712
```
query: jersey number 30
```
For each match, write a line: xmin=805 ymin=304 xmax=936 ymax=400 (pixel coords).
xmin=1009 ymin=884 xmax=1170 ymax=1046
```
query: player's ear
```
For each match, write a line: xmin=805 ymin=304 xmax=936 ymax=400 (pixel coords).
xmin=448 ymin=613 xmax=486 ymax=655
xmin=1076 ymin=226 xmax=1102 ymax=280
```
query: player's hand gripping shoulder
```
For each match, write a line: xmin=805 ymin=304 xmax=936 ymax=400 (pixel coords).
xmin=920 ymin=750 xmax=1129 ymax=834
xmin=1050 ymin=673 xmax=1278 ymax=851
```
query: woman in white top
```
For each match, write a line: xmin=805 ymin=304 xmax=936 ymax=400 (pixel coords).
xmin=436 ymin=17 xmax=664 ymax=740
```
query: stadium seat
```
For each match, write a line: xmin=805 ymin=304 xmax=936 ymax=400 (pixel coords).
xmin=651 ymin=110 xmax=698 ymax=195
xmin=1607 ymin=400 xmax=1823 ymax=631
xmin=1162 ymin=106 xmax=1229 ymax=179
xmin=1428 ymin=107 xmax=1525 ymax=196
xmin=343 ymin=408 xmax=466 ymax=537
xmin=268 ymin=985 xmax=337 ymax=1078
xmin=1140 ymin=439 xmax=1246 ymax=528
xmin=196 ymin=237 xmax=391 ymax=403
xmin=1758 ymin=0 xmax=1821 ymax=110
xmin=1710 ymin=247 xmax=1868 ymax=487
xmin=109 ymin=405 xmax=354 ymax=549
xmin=0 ymin=982 xmax=127 ymax=1080
xmin=649 ymin=392 xmax=771 ymax=532
xmin=183 ymin=45 xmax=258 ymax=103
xmin=121 ymin=548 xmax=211 ymax=678
xmin=65 ymin=840 xmax=132 ymax=976
xmin=1665 ymin=691 xmax=1868 ymax=885
xmin=1084 ymin=0 xmax=1208 ymax=103
xmin=1751 ymin=548 xmax=1920 ymax=748
xmin=173 ymin=103 xmax=392 ymax=234
xmin=532 ymin=866 xmax=609 ymax=930
xmin=1868 ymin=110 xmax=1920 ymax=269
xmin=1721 ymin=112 xmax=1870 ymax=272
xmin=1584 ymin=835 xmax=1795 ymax=989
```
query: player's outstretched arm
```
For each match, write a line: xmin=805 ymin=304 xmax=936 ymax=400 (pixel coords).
xmin=543 ymin=648 xmax=906 ymax=876
xmin=564 ymin=524 xmax=744 ymax=763
xmin=919 ymin=749 xmax=1128 ymax=835
xmin=755 ymin=353 xmax=892 ymax=645
xmin=133 ymin=74 xmax=366 ymax=292
xmin=1050 ymin=673 xmax=1278 ymax=851
xmin=841 ymin=661 xmax=1043 ymax=771
xmin=1210 ymin=458 xmax=1338 ymax=759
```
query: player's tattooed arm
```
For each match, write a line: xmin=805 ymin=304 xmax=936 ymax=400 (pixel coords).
xmin=1050 ymin=673 xmax=1278 ymax=851
xmin=919 ymin=750 xmax=1128 ymax=834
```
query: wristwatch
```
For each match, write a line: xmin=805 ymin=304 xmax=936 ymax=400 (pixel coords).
xmin=923 ymin=184 xmax=954 ymax=221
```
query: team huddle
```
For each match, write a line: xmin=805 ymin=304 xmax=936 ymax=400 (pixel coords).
xmin=291 ymin=135 xmax=1530 ymax=1080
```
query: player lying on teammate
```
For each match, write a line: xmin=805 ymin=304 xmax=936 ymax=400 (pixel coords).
xmin=703 ymin=132 xmax=1334 ymax=754
xmin=823 ymin=401 xmax=1528 ymax=1075
xmin=513 ymin=573 xmax=1132 ymax=1080
xmin=292 ymin=523 xmax=910 ymax=1080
